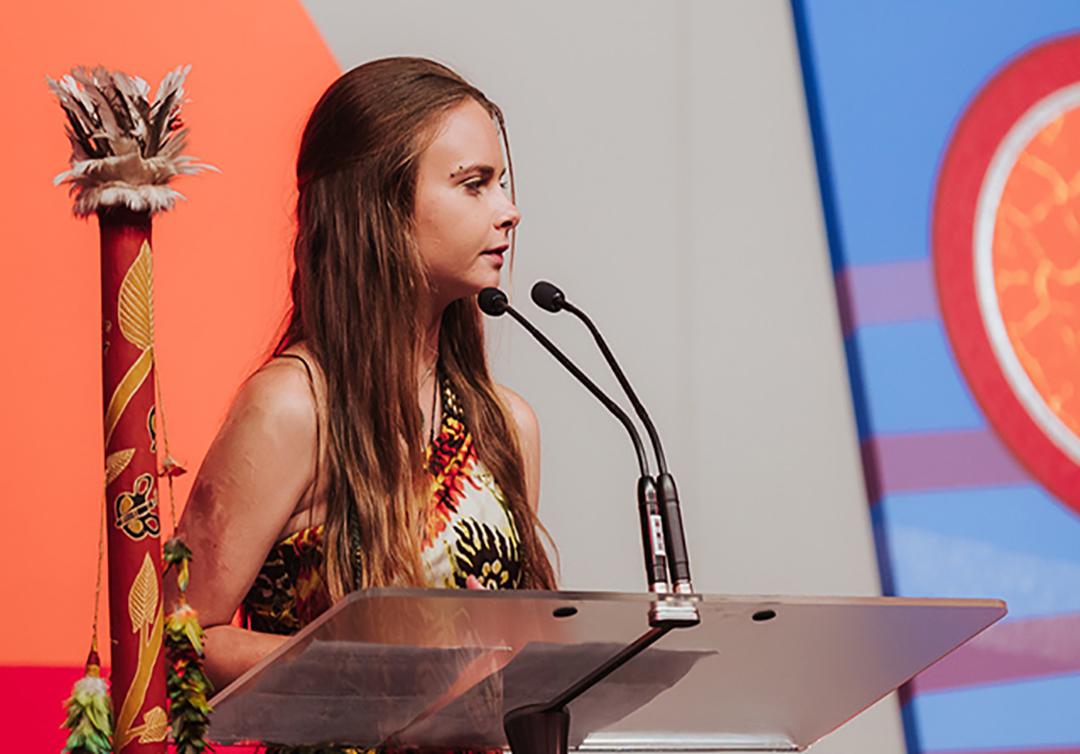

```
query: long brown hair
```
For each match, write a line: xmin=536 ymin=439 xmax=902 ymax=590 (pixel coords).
xmin=274 ymin=57 xmax=555 ymax=598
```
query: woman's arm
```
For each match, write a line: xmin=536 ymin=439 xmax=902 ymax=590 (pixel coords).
xmin=166 ymin=359 xmax=318 ymax=689
xmin=496 ymin=385 xmax=541 ymax=512
xmin=199 ymin=625 xmax=289 ymax=686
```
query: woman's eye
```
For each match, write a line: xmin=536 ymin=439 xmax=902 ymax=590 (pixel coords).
xmin=462 ymin=175 xmax=508 ymax=194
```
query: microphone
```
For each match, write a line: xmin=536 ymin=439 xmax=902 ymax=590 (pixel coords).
xmin=478 ymin=288 xmax=650 ymax=476
xmin=531 ymin=281 xmax=694 ymax=595
xmin=478 ymin=287 xmax=670 ymax=593
xmin=532 ymin=282 xmax=667 ymax=472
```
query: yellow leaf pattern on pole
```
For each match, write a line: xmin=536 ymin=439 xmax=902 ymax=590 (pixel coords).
xmin=105 ymin=448 xmax=135 ymax=487
xmin=127 ymin=553 xmax=157 ymax=634
xmin=118 ymin=241 xmax=154 ymax=350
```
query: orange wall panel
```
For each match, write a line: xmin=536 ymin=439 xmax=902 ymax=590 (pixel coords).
xmin=0 ymin=0 xmax=340 ymax=670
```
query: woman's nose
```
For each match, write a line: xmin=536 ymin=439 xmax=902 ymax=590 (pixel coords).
xmin=496 ymin=199 xmax=521 ymax=231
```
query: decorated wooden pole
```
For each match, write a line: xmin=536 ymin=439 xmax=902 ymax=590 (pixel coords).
xmin=49 ymin=65 xmax=214 ymax=754
xmin=100 ymin=206 xmax=167 ymax=753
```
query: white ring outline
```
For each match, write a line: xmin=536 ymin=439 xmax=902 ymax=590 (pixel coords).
xmin=974 ymin=82 xmax=1080 ymax=465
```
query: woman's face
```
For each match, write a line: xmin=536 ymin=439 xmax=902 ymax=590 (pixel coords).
xmin=413 ymin=98 xmax=521 ymax=307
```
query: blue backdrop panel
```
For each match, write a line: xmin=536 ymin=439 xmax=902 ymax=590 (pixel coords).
xmin=793 ymin=1 xmax=1080 ymax=752
xmin=854 ymin=321 xmax=983 ymax=435
xmin=874 ymin=487 xmax=1080 ymax=620
xmin=909 ymin=674 xmax=1080 ymax=751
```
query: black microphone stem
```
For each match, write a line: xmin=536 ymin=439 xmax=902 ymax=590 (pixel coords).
xmin=561 ymin=301 xmax=668 ymax=474
xmin=481 ymin=287 xmax=672 ymax=596
xmin=498 ymin=303 xmax=671 ymax=594
xmin=503 ymin=306 xmax=651 ymax=477
xmin=542 ymin=290 xmax=694 ymax=595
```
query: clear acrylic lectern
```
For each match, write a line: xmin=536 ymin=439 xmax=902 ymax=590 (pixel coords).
xmin=209 ymin=589 xmax=1005 ymax=751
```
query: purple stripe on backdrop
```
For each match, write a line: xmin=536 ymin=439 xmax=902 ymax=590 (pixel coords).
xmin=834 ymin=258 xmax=939 ymax=336
xmin=907 ymin=612 xmax=1080 ymax=695
xmin=862 ymin=428 xmax=1029 ymax=503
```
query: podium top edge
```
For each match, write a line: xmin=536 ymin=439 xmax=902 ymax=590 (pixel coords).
xmin=341 ymin=587 xmax=1007 ymax=612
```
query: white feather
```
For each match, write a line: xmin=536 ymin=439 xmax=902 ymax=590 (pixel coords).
xmin=47 ymin=63 xmax=214 ymax=216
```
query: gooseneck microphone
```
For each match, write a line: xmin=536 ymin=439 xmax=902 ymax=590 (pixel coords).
xmin=531 ymin=281 xmax=668 ymax=473
xmin=478 ymin=287 xmax=670 ymax=593
xmin=478 ymin=288 xmax=650 ymax=476
xmin=531 ymin=281 xmax=695 ymax=596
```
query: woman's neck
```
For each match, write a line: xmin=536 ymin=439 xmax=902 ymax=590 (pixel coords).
xmin=421 ymin=306 xmax=442 ymax=380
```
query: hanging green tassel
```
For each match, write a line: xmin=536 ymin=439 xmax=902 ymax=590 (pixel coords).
xmin=166 ymin=603 xmax=212 ymax=753
xmin=164 ymin=536 xmax=193 ymax=594
xmin=61 ymin=648 xmax=113 ymax=754
xmin=164 ymin=536 xmax=213 ymax=754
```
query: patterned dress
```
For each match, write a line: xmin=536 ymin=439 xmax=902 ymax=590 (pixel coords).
xmin=240 ymin=367 xmax=523 ymax=752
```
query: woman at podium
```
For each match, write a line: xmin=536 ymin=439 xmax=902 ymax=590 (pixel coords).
xmin=168 ymin=57 xmax=557 ymax=696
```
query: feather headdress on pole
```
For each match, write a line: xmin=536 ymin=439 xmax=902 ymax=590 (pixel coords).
xmin=47 ymin=65 xmax=215 ymax=216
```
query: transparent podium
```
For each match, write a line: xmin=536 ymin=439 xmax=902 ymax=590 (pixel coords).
xmin=209 ymin=589 xmax=1005 ymax=752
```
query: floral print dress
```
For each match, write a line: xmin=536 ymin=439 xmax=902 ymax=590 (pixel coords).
xmin=239 ymin=370 xmax=523 ymax=753
xmin=241 ymin=370 xmax=524 ymax=631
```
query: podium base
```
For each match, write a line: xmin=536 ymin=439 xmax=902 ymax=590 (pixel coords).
xmin=504 ymin=704 xmax=569 ymax=754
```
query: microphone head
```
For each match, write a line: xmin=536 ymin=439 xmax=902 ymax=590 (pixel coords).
xmin=531 ymin=280 xmax=566 ymax=312
xmin=478 ymin=287 xmax=510 ymax=316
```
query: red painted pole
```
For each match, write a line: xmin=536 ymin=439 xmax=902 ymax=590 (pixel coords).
xmin=99 ymin=206 xmax=168 ymax=753
xmin=49 ymin=64 xmax=212 ymax=752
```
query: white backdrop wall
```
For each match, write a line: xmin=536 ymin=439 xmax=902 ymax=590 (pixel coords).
xmin=300 ymin=2 xmax=904 ymax=752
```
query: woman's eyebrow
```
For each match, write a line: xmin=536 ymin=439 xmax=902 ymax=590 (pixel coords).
xmin=449 ymin=163 xmax=504 ymax=180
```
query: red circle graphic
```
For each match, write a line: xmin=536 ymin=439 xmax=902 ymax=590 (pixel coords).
xmin=934 ymin=33 xmax=1080 ymax=515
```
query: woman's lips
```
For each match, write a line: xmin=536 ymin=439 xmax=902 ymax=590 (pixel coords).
xmin=482 ymin=249 xmax=505 ymax=268
xmin=481 ymin=244 xmax=508 ymax=268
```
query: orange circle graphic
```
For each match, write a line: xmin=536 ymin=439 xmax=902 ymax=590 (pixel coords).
xmin=994 ymin=107 xmax=1080 ymax=441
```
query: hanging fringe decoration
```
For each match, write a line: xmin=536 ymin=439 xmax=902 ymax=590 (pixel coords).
xmin=155 ymin=348 xmax=210 ymax=752
xmin=61 ymin=648 xmax=114 ymax=754
xmin=163 ymin=538 xmax=212 ymax=754
xmin=61 ymin=492 xmax=113 ymax=754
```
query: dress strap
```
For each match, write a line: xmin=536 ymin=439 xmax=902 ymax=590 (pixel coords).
xmin=275 ymin=351 xmax=327 ymax=522
xmin=275 ymin=352 xmax=320 ymax=464
xmin=277 ymin=352 xmax=315 ymax=385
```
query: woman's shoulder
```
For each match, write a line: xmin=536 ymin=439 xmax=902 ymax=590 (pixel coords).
xmin=230 ymin=349 xmax=319 ymax=439
xmin=494 ymin=383 xmax=541 ymax=510
xmin=495 ymin=383 xmax=539 ymax=442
